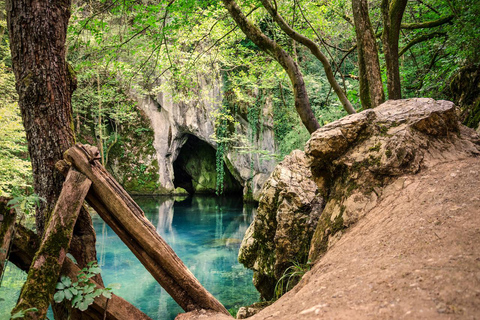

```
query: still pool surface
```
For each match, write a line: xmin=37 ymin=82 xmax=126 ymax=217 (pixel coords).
xmin=93 ymin=195 xmax=259 ymax=319
xmin=0 ymin=196 xmax=259 ymax=319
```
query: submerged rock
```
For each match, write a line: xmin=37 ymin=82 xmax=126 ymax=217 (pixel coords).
xmin=240 ymin=98 xmax=480 ymax=300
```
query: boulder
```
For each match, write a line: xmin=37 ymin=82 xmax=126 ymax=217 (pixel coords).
xmin=307 ymin=98 xmax=479 ymax=262
xmin=240 ymin=98 xmax=480 ymax=301
xmin=238 ymin=150 xmax=323 ymax=300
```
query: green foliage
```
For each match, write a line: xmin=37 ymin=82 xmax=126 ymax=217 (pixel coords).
xmin=274 ymin=261 xmax=311 ymax=300
xmin=10 ymin=308 xmax=38 ymax=319
xmin=0 ymin=61 xmax=32 ymax=197
xmin=54 ymin=261 xmax=120 ymax=312
xmin=7 ymin=194 xmax=45 ymax=218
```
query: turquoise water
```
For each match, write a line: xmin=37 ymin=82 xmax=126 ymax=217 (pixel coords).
xmin=93 ymin=196 xmax=258 ymax=319
xmin=0 ymin=196 xmax=259 ymax=319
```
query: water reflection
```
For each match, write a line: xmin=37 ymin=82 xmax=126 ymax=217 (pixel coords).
xmin=94 ymin=196 xmax=258 ymax=320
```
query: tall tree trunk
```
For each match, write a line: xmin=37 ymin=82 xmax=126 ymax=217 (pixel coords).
xmin=221 ymin=0 xmax=320 ymax=133
xmin=261 ymin=0 xmax=356 ymax=115
xmin=381 ymin=0 xmax=408 ymax=100
xmin=6 ymin=0 xmax=102 ymax=318
xmin=6 ymin=0 xmax=75 ymax=234
xmin=352 ymin=0 xmax=385 ymax=108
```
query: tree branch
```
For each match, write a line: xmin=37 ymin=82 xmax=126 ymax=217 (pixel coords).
xmin=399 ymin=31 xmax=447 ymax=57
xmin=401 ymin=14 xmax=454 ymax=29
xmin=261 ymin=0 xmax=355 ymax=114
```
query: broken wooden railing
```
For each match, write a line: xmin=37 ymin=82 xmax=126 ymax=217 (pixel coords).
xmin=11 ymin=169 xmax=92 ymax=319
xmin=59 ymin=144 xmax=229 ymax=315
xmin=9 ymin=143 xmax=230 ymax=319
xmin=9 ymin=223 xmax=152 ymax=320
xmin=0 ymin=197 xmax=16 ymax=283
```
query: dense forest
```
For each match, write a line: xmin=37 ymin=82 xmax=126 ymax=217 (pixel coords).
xmin=0 ymin=0 xmax=479 ymax=318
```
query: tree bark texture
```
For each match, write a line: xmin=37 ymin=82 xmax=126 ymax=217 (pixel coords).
xmin=0 ymin=197 xmax=16 ymax=281
xmin=11 ymin=169 xmax=91 ymax=320
xmin=6 ymin=0 xmax=76 ymax=234
xmin=6 ymin=1 xmax=102 ymax=317
xmin=221 ymin=0 xmax=320 ymax=133
xmin=352 ymin=0 xmax=385 ymax=108
xmin=9 ymin=224 xmax=153 ymax=320
xmin=261 ymin=0 xmax=356 ymax=115
xmin=61 ymin=144 xmax=230 ymax=316
xmin=381 ymin=0 xmax=408 ymax=100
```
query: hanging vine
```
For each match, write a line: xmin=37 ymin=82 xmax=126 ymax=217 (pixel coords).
xmin=214 ymin=73 xmax=236 ymax=195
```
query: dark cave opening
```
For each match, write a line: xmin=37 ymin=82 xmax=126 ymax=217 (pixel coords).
xmin=173 ymin=134 xmax=243 ymax=195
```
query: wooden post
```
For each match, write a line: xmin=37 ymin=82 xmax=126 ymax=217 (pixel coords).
xmin=62 ymin=144 xmax=230 ymax=315
xmin=11 ymin=169 xmax=91 ymax=320
xmin=9 ymin=224 xmax=153 ymax=320
xmin=0 ymin=197 xmax=16 ymax=281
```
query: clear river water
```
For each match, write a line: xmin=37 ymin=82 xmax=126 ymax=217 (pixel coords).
xmin=0 ymin=195 xmax=259 ymax=319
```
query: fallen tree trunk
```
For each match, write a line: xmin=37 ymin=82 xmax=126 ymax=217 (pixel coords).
xmin=9 ymin=224 xmax=153 ymax=320
xmin=11 ymin=169 xmax=91 ymax=320
xmin=61 ymin=144 xmax=229 ymax=315
xmin=0 ymin=197 xmax=16 ymax=281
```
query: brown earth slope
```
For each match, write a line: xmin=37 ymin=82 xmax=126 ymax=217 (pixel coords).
xmin=248 ymin=157 xmax=480 ymax=319
xmin=178 ymin=157 xmax=480 ymax=320
xmin=177 ymin=99 xmax=480 ymax=320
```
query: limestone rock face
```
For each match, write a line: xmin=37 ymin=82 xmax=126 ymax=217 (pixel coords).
xmin=132 ymin=80 xmax=277 ymax=198
xmin=241 ymin=98 xmax=480 ymax=300
xmin=238 ymin=150 xmax=323 ymax=300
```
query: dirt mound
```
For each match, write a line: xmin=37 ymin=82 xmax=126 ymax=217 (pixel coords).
xmin=249 ymin=157 xmax=480 ymax=319
xmin=178 ymin=157 xmax=480 ymax=320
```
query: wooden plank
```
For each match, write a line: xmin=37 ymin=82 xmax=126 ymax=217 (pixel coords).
xmin=11 ymin=169 xmax=91 ymax=320
xmin=63 ymin=144 xmax=230 ymax=315
xmin=0 ymin=197 xmax=16 ymax=281
xmin=9 ymin=223 xmax=153 ymax=320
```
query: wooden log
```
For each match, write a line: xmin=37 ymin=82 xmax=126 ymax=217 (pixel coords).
xmin=0 ymin=197 xmax=16 ymax=281
xmin=9 ymin=224 xmax=153 ymax=320
xmin=11 ymin=169 xmax=92 ymax=320
xmin=63 ymin=144 xmax=230 ymax=315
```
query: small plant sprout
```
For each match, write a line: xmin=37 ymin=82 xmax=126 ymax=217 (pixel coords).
xmin=54 ymin=260 xmax=120 ymax=311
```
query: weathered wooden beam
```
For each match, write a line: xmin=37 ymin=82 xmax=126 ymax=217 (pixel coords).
xmin=62 ymin=144 xmax=230 ymax=316
xmin=11 ymin=169 xmax=92 ymax=320
xmin=0 ymin=197 xmax=16 ymax=281
xmin=9 ymin=224 xmax=153 ymax=320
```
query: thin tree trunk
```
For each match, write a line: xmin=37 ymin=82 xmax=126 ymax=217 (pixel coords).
xmin=97 ymin=72 xmax=105 ymax=166
xmin=261 ymin=0 xmax=356 ymax=114
xmin=9 ymin=224 xmax=153 ymax=320
xmin=11 ymin=169 xmax=91 ymax=320
xmin=352 ymin=0 xmax=385 ymax=108
xmin=59 ymin=145 xmax=231 ymax=316
xmin=381 ymin=0 xmax=408 ymax=99
xmin=221 ymin=0 xmax=320 ymax=133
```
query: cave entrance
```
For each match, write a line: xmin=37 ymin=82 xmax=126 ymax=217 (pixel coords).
xmin=173 ymin=135 xmax=242 ymax=195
